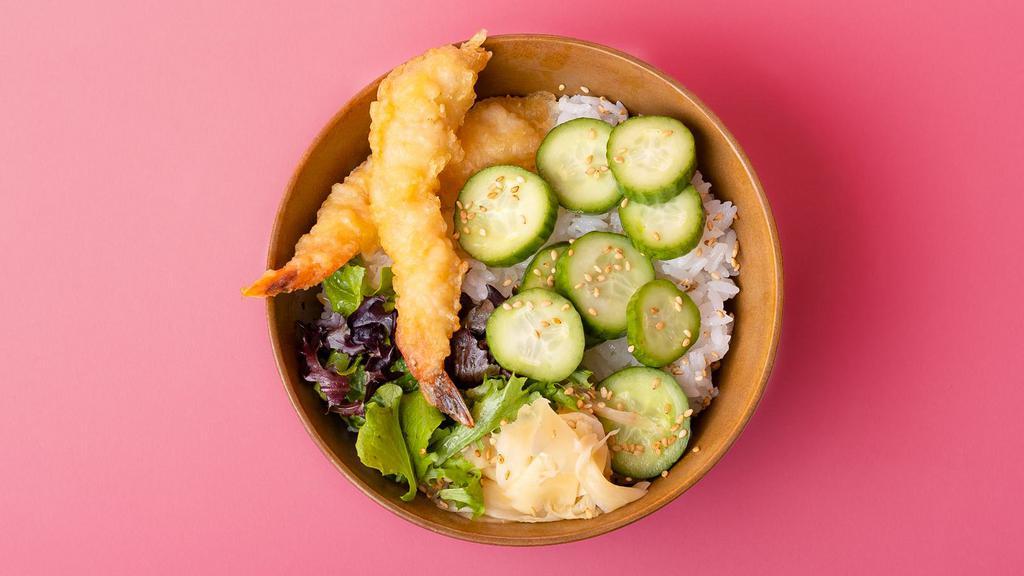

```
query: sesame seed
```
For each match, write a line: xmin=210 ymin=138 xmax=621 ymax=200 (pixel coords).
xmin=558 ymin=83 xmax=565 ymax=91
xmin=587 ymin=307 xmax=598 ymax=316
xmin=692 ymin=446 xmax=701 ymax=454
xmin=661 ymin=470 xmax=669 ymax=478
xmin=678 ymin=429 xmax=688 ymax=438
xmin=684 ymin=409 xmax=693 ymax=417
xmin=580 ymin=85 xmax=590 ymax=94
xmin=568 ymin=238 xmax=575 ymax=244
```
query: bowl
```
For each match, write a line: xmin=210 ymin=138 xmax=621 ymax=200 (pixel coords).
xmin=263 ymin=34 xmax=783 ymax=546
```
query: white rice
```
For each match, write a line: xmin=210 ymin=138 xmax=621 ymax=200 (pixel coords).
xmin=554 ymin=95 xmax=629 ymax=127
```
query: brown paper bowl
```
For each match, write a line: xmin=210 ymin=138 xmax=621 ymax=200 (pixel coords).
xmin=263 ymin=34 xmax=783 ymax=546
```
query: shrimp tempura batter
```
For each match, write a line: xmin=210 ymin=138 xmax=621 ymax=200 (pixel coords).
xmin=439 ymin=92 xmax=556 ymax=212
xmin=243 ymin=160 xmax=377 ymax=297
xmin=367 ymin=31 xmax=491 ymax=426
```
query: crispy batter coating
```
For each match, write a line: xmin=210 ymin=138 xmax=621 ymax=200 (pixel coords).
xmin=243 ymin=160 xmax=377 ymax=297
xmin=367 ymin=31 xmax=491 ymax=426
xmin=243 ymin=94 xmax=553 ymax=299
xmin=438 ymin=92 xmax=556 ymax=212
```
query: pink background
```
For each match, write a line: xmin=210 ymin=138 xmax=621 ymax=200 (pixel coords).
xmin=2 ymin=1 xmax=1022 ymax=574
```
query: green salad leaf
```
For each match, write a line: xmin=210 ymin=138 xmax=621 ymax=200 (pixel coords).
xmin=529 ymin=368 xmax=595 ymax=412
xmin=434 ymin=375 xmax=537 ymax=464
xmin=323 ymin=264 xmax=367 ymax=316
xmin=355 ymin=383 xmax=417 ymax=501
xmin=425 ymin=455 xmax=484 ymax=517
xmin=399 ymin=391 xmax=444 ymax=479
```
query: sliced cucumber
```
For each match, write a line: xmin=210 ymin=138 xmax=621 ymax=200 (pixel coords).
xmin=626 ymin=280 xmax=701 ymax=367
xmin=520 ymin=242 xmax=568 ymax=291
xmin=619 ymin=184 xmax=705 ymax=260
xmin=554 ymin=232 xmax=654 ymax=339
xmin=607 ymin=116 xmax=696 ymax=204
xmin=456 ymin=165 xmax=557 ymax=266
xmin=536 ymin=118 xmax=622 ymax=213
xmin=486 ymin=288 xmax=585 ymax=382
xmin=596 ymin=366 xmax=691 ymax=479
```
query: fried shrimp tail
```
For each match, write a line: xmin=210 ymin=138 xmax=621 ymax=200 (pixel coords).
xmin=243 ymin=160 xmax=377 ymax=296
xmin=367 ymin=31 xmax=491 ymax=426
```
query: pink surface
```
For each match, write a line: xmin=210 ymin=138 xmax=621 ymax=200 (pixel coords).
xmin=2 ymin=1 xmax=1022 ymax=574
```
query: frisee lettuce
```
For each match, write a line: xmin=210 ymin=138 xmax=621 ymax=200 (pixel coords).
xmin=433 ymin=374 xmax=538 ymax=464
xmin=425 ymin=454 xmax=484 ymax=517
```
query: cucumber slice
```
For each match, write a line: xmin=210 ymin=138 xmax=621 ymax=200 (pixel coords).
xmin=554 ymin=231 xmax=655 ymax=339
xmin=520 ymin=242 xmax=568 ymax=291
xmin=536 ymin=118 xmax=622 ymax=213
xmin=626 ymin=280 xmax=702 ymax=367
xmin=486 ymin=288 xmax=585 ymax=382
xmin=607 ymin=116 xmax=696 ymax=204
xmin=456 ymin=165 xmax=557 ymax=266
xmin=596 ymin=366 xmax=691 ymax=479
xmin=619 ymin=185 xmax=705 ymax=260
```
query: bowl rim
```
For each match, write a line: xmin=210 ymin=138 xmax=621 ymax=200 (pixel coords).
xmin=264 ymin=33 xmax=784 ymax=546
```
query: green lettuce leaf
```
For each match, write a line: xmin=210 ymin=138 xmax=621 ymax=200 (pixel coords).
xmin=425 ymin=455 xmax=484 ymax=517
xmin=529 ymin=368 xmax=595 ymax=412
xmin=434 ymin=375 xmax=537 ymax=464
xmin=355 ymin=383 xmax=416 ymax=501
xmin=323 ymin=264 xmax=367 ymax=316
xmin=399 ymin=391 xmax=444 ymax=479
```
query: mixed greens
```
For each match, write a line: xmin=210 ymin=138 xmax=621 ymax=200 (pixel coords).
xmin=299 ymin=113 xmax=714 ymax=519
